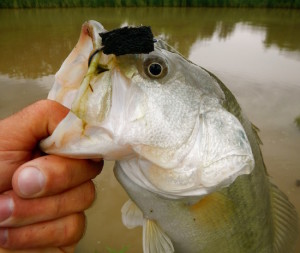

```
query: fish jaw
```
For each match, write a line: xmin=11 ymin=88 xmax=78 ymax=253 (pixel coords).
xmin=41 ymin=56 xmax=135 ymax=159
xmin=41 ymin=20 xmax=135 ymax=159
xmin=48 ymin=20 xmax=106 ymax=108
xmin=40 ymin=111 xmax=132 ymax=160
xmin=42 ymin=63 xmax=138 ymax=159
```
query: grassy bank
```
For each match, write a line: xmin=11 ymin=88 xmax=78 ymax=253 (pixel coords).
xmin=0 ymin=0 xmax=300 ymax=8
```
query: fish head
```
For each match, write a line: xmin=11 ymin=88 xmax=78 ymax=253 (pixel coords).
xmin=41 ymin=20 xmax=254 ymax=197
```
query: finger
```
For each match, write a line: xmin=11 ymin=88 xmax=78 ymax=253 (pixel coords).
xmin=0 ymin=213 xmax=85 ymax=250
xmin=0 ymin=181 xmax=95 ymax=227
xmin=0 ymin=244 xmax=75 ymax=253
xmin=12 ymin=155 xmax=102 ymax=198
xmin=0 ymin=100 xmax=69 ymax=193
xmin=0 ymin=100 xmax=69 ymax=151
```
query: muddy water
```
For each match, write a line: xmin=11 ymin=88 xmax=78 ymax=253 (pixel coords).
xmin=0 ymin=7 xmax=299 ymax=252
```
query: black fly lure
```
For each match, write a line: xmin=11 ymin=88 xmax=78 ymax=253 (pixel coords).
xmin=99 ymin=26 xmax=155 ymax=56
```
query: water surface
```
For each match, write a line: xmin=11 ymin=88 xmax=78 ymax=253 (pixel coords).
xmin=0 ymin=7 xmax=299 ymax=252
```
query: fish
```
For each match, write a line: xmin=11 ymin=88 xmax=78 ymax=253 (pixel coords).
xmin=40 ymin=20 xmax=298 ymax=253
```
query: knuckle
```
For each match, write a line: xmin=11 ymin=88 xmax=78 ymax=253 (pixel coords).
xmin=0 ymin=214 xmax=86 ymax=249
xmin=54 ymin=194 xmax=66 ymax=217
xmin=55 ymin=158 xmax=80 ymax=190
xmin=84 ymin=181 xmax=96 ymax=207
xmin=0 ymin=229 xmax=9 ymax=248
xmin=33 ymin=99 xmax=49 ymax=108
xmin=0 ymin=228 xmax=28 ymax=250
xmin=65 ymin=162 xmax=77 ymax=186
xmin=31 ymin=99 xmax=55 ymax=116
xmin=42 ymin=157 xmax=73 ymax=195
xmin=61 ymin=213 xmax=86 ymax=245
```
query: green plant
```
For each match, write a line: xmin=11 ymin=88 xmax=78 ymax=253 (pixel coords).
xmin=106 ymin=245 xmax=129 ymax=253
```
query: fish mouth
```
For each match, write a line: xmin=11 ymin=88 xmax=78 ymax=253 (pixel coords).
xmin=40 ymin=20 xmax=132 ymax=159
xmin=47 ymin=20 xmax=106 ymax=108
xmin=50 ymin=20 xmax=117 ymax=127
xmin=41 ymin=20 xmax=255 ymax=197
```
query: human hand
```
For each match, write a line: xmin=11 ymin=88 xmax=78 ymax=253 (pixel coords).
xmin=0 ymin=100 xmax=103 ymax=253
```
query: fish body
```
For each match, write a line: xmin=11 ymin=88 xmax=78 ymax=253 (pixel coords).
xmin=40 ymin=21 xmax=298 ymax=252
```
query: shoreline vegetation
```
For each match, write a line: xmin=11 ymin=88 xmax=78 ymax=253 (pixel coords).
xmin=0 ymin=0 xmax=300 ymax=8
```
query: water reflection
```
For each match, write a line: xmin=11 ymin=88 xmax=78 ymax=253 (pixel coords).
xmin=0 ymin=8 xmax=300 ymax=78
xmin=189 ymin=23 xmax=300 ymax=87
xmin=0 ymin=75 xmax=52 ymax=117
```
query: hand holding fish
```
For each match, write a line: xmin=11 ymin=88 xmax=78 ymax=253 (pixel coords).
xmin=0 ymin=100 xmax=102 ymax=252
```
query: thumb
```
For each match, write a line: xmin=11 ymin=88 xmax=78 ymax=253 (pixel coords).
xmin=0 ymin=100 xmax=69 ymax=151
xmin=0 ymin=100 xmax=68 ymax=192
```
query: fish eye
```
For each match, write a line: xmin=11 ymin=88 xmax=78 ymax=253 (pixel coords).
xmin=143 ymin=56 xmax=168 ymax=79
xmin=148 ymin=63 xmax=162 ymax=77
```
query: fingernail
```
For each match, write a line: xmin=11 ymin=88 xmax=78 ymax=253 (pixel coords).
xmin=0 ymin=196 xmax=14 ymax=223
xmin=18 ymin=167 xmax=45 ymax=196
xmin=0 ymin=229 xmax=8 ymax=245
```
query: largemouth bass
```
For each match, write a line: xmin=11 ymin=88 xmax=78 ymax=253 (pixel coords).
xmin=40 ymin=20 xmax=298 ymax=253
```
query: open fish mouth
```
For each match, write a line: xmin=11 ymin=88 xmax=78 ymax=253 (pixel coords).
xmin=41 ymin=20 xmax=255 ymax=198
xmin=47 ymin=21 xmax=105 ymax=108
xmin=40 ymin=21 xmax=131 ymax=159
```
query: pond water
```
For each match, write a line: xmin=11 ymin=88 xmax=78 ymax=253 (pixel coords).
xmin=0 ymin=7 xmax=299 ymax=252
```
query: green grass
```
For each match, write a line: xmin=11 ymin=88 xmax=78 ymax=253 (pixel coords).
xmin=0 ymin=0 xmax=300 ymax=8
xmin=106 ymin=246 xmax=129 ymax=253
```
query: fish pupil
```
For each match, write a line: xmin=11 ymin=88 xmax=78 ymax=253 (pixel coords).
xmin=148 ymin=63 xmax=162 ymax=77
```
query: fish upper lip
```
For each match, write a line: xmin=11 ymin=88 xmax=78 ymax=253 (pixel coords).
xmin=83 ymin=20 xmax=106 ymax=48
